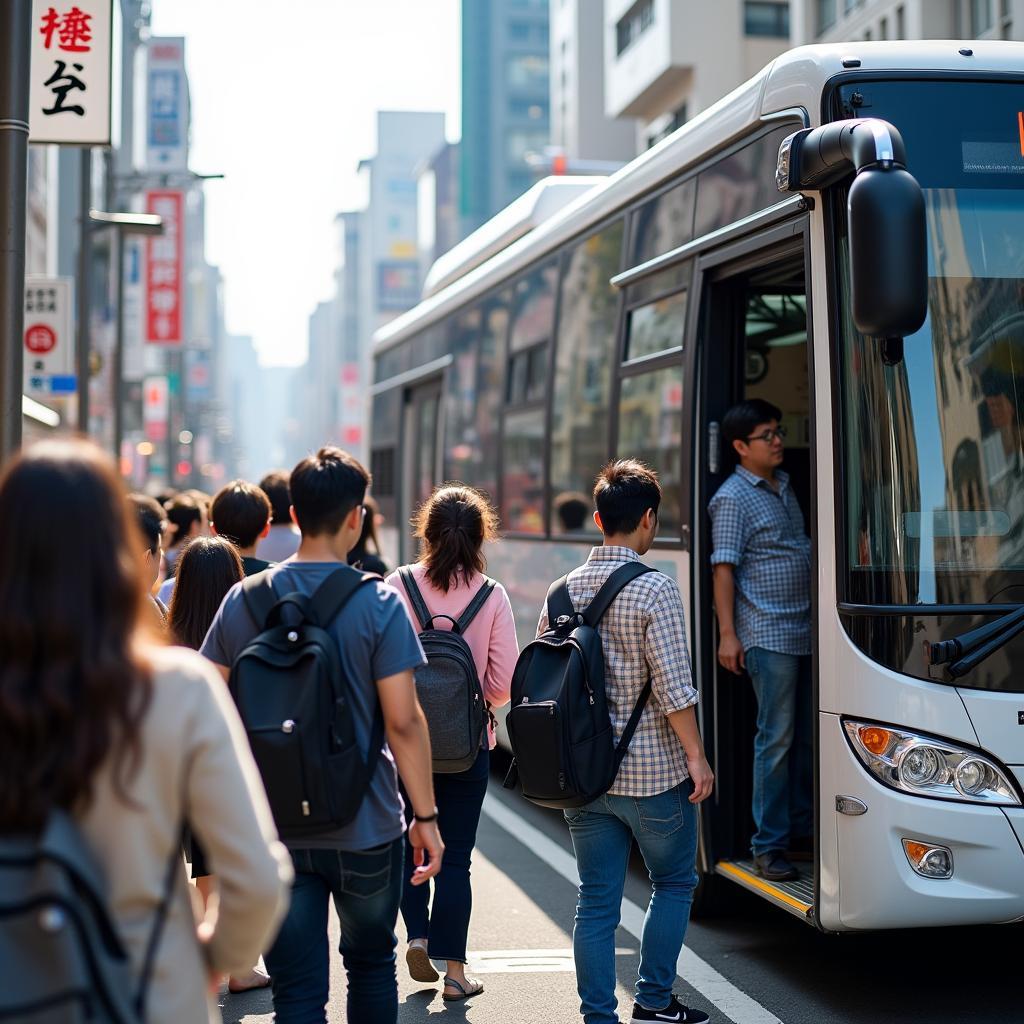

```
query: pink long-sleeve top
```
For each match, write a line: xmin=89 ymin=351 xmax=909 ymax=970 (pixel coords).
xmin=386 ymin=563 xmax=518 ymax=748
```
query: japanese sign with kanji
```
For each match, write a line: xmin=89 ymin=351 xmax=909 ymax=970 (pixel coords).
xmin=29 ymin=1 xmax=113 ymax=145
xmin=23 ymin=277 xmax=75 ymax=396
xmin=146 ymin=37 xmax=189 ymax=171
xmin=145 ymin=190 xmax=184 ymax=345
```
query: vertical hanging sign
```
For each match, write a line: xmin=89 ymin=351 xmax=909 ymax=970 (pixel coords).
xmin=29 ymin=1 xmax=113 ymax=145
xmin=145 ymin=190 xmax=184 ymax=345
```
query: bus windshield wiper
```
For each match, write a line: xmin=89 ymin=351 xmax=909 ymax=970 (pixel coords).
xmin=927 ymin=604 xmax=1024 ymax=678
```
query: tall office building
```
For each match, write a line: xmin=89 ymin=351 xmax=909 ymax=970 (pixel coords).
xmin=550 ymin=0 xmax=637 ymax=164
xmin=792 ymin=0 xmax=1020 ymax=43
xmin=461 ymin=0 xmax=551 ymax=235
xmin=604 ymin=0 xmax=792 ymax=150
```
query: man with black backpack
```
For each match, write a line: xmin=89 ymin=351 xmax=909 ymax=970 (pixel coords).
xmin=531 ymin=460 xmax=714 ymax=1024
xmin=201 ymin=446 xmax=443 ymax=1024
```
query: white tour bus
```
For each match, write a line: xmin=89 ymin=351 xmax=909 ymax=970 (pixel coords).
xmin=369 ymin=42 xmax=1024 ymax=931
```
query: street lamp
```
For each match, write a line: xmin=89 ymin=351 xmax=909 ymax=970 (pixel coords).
xmin=87 ymin=210 xmax=163 ymax=466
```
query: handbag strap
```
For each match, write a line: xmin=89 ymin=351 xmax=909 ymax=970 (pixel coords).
xmin=134 ymin=824 xmax=186 ymax=1018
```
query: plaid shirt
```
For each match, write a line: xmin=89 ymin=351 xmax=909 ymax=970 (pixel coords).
xmin=536 ymin=546 xmax=699 ymax=798
xmin=707 ymin=467 xmax=811 ymax=656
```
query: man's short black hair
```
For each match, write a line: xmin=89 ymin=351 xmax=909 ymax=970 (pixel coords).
xmin=593 ymin=460 xmax=662 ymax=537
xmin=127 ymin=493 xmax=167 ymax=554
xmin=163 ymin=492 xmax=203 ymax=549
xmin=259 ymin=470 xmax=292 ymax=525
xmin=211 ymin=480 xmax=272 ymax=549
xmin=289 ymin=447 xmax=370 ymax=538
xmin=721 ymin=398 xmax=783 ymax=448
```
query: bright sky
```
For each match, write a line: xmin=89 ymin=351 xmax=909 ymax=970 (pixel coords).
xmin=150 ymin=0 xmax=461 ymax=367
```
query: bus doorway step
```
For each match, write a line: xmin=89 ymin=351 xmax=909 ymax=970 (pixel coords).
xmin=715 ymin=858 xmax=815 ymax=921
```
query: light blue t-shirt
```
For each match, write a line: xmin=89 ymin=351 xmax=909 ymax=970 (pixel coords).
xmin=201 ymin=562 xmax=426 ymax=852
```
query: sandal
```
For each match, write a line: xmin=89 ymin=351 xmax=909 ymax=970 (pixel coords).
xmin=406 ymin=941 xmax=439 ymax=983
xmin=442 ymin=976 xmax=484 ymax=1002
xmin=227 ymin=967 xmax=271 ymax=993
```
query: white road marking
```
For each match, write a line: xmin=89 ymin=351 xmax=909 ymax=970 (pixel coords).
xmin=468 ymin=948 xmax=635 ymax=974
xmin=482 ymin=792 xmax=784 ymax=1024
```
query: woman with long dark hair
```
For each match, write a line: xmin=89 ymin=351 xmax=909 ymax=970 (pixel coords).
xmin=348 ymin=493 xmax=389 ymax=576
xmin=168 ymin=535 xmax=272 ymax=993
xmin=0 ymin=440 xmax=291 ymax=1023
xmin=386 ymin=484 xmax=518 ymax=1002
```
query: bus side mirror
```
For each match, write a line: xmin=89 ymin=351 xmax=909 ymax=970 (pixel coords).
xmin=777 ymin=118 xmax=929 ymax=345
xmin=848 ymin=165 xmax=928 ymax=340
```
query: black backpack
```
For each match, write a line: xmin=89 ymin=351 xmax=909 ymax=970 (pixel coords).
xmin=0 ymin=809 xmax=180 ymax=1023
xmin=397 ymin=567 xmax=494 ymax=774
xmin=504 ymin=561 xmax=655 ymax=808
xmin=232 ymin=566 xmax=381 ymax=838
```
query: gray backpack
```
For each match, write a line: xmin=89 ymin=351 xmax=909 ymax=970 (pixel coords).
xmin=398 ymin=568 xmax=495 ymax=773
xmin=0 ymin=809 xmax=180 ymax=1023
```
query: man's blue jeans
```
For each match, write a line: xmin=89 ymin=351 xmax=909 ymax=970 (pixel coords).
xmin=263 ymin=839 xmax=404 ymax=1024
xmin=746 ymin=647 xmax=813 ymax=858
xmin=564 ymin=779 xmax=698 ymax=1024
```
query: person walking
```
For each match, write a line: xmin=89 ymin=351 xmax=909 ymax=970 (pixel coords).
xmin=0 ymin=439 xmax=291 ymax=1024
xmin=386 ymin=485 xmax=518 ymax=1003
xmin=537 ymin=460 xmax=714 ymax=1024
xmin=349 ymin=494 xmax=389 ymax=576
xmin=167 ymin=535 xmax=273 ymax=994
xmin=258 ymin=469 xmax=301 ymax=563
xmin=202 ymin=446 xmax=444 ymax=1024
xmin=708 ymin=398 xmax=813 ymax=883
xmin=127 ymin=492 xmax=169 ymax=624
xmin=162 ymin=491 xmax=207 ymax=577
xmin=159 ymin=479 xmax=274 ymax=607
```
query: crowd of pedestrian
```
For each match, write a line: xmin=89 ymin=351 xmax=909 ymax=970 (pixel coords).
xmin=0 ymin=436 xmax=730 ymax=1024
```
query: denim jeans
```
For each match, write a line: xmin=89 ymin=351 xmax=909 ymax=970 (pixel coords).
xmin=564 ymin=779 xmax=698 ymax=1024
xmin=400 ymin=746 xmax=489 ymax=963
xmin=746 ymin=646 xmax=814 ymax=857
xmin=263 ymin=838 xmax=404 ymax=1024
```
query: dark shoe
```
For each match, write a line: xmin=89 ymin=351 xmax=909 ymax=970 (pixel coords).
xmin=631 ymin=994 xmax=710 ymax=1023
xmin=754 ymin=850 xmax=799 ymax=882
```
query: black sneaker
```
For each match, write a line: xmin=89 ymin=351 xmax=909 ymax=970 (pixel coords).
xmin=754 ymin=850 xmax=799 ymax=882
xmin=630 ymin=993 xmax=710 ymax=1023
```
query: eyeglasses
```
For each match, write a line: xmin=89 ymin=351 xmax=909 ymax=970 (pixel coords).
xmin=745 ymin=426 xmax=787 ymax=444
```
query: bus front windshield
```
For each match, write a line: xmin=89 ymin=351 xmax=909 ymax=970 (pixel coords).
xmin=837 ymin=80 xmax=1024 ymax=609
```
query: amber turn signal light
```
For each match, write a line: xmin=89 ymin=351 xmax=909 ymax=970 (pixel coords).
xmin=858 ymin=726 xmax=891 ymax=755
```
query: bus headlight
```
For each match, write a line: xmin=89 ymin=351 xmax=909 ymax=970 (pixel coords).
xmin=843 ymin=720 xmax=1021 ymax=806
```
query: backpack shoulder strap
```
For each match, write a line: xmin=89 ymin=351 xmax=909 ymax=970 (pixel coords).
xmin=455 ymin=576 xmax=496 ymax=633
xmin=397 ymin=566 xmax=432 ymax=632
xmin=241 ymin=571 xmax=279 ymax=630
xmin=135 ymin=824 xmax=185 ymax=1017
xmin=544 ymin=574 xmax=575 ymax=628
xmin=310 ymin=565 xmax=377 ymax=629
xmin=583 ymin=561 xmax=656 ymax=628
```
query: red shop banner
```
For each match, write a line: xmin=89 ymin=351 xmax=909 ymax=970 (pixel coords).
xmin=145 ymin=189 xmax=183 ymax=344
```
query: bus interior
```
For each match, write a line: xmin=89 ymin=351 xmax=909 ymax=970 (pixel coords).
xmin=698 ymin=240 xmax=815 ymax=917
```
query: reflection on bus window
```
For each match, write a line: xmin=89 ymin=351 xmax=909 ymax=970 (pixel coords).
xmin=631 ymin=178 xmax=695 ymax=265
xmin=550 ymin=221 xmax=623 ymax=531
xmin=503 ymin=408 xmax=546 ymax=533
xmin=617 ymin=366 xmax=683 ymax=535
xmin=627 ymin=288 xmax=687 ymax=361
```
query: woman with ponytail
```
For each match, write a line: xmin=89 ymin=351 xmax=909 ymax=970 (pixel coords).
xmin=386 ymin=484 xmax=518 ymax=1002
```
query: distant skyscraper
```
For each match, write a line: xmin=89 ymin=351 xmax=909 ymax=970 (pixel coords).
xmin=461 ymin=0 xmax=551 ymax=235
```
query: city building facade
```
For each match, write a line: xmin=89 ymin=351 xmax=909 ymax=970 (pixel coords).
xmin=461 ymin=0 xmax=551 ymax=234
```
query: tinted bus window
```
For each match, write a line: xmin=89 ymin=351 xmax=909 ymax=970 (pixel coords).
xmin=503 ymin=408 xmax=546 ymax=534
xmin=550 ymin=221 xmax=624 ymax=534
xmin=630 ymin=178 xmax=696 ymax=265
xmin=617 ymin=365 xmax=683 ymax=535
xmin=624 ymin=263 xmax=690 ymax=362
xmin=444 ymin=296 xmax=508 ymax=502
xmin=693 ymin=125 xmax=793 ymax=238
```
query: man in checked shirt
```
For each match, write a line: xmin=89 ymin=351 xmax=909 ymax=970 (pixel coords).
xmin=708 ymin=398 xmax=813 ymax=884
xmin=538 ymin=460 xmax=714 ymax=1024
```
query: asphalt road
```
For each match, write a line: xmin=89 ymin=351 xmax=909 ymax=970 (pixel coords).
xmin=220 ymin=772 xmax=1023 ymax=1024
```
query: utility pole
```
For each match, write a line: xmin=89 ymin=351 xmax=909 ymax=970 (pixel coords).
xmin=76 ymin=150 xmax=92 ymax=434
xmin=0 ymin=0 xmax=33 ymax=460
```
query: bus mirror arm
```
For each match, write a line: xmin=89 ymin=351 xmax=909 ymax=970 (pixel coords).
xmin=776 ymin=118 xmax=928 ymax=342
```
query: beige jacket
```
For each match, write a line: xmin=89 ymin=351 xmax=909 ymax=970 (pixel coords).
xmin=78 ymin=646 xmax=293 ymax=1023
